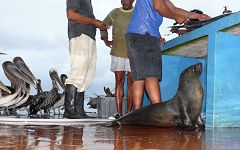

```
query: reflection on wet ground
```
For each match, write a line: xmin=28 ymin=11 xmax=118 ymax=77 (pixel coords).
xmin=0 ymin=124 xmax=240 ymax=150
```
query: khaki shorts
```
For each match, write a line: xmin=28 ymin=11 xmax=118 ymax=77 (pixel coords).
xmin=110 ymin=55 xmax=131 ymax=72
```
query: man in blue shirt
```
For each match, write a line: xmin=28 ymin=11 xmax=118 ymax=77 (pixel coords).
xmin=126 ymin=0 xmax=210 ymax=110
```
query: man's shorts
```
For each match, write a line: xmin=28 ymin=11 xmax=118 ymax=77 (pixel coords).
xmin=126 ymin=33 xmax=162 ymax=81
xmin=110 ymin=55 xmax=131 ymax=72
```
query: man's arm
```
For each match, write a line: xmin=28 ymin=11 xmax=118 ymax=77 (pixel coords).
xmin=67 ymin=10 xmax=108 ymax=31
xmin=152 ymin=0 xmax=186 ymax=24
xmin=100 ymin=12 xmax=114 ymax=40
xmin=152 ymin=0 xmax=179 ymax=20
xmin=100 ymin=12 xmax=114 ymax=48
xmin=165 ymin=0 xmax=210 ymax=21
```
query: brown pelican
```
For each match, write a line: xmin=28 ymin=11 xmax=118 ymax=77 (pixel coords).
xmin=16 ymin=79 xmax=43 ymax=109
xmin=0 ymin=66 xmax=27 ymax=115
xmin=0 ymin=59 xmax=39 ymax=116
xmin=29 ymin=68 xmax=65 ymax=117
xmin=1 ymin=56 xmax=42 ymax=116
xmin=10 ymin=56 xmax=43 ymax=109
xmin=0 ymin=61 xmax=34 ymax=106
xmin=48 ymin=74 xmax=67 ymax=117
xmin=104 ymin=86 xmax=115 ymax=97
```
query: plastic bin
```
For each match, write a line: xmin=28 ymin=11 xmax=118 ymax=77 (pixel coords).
xmin=97 ymin=97 xmax=127 ymax=118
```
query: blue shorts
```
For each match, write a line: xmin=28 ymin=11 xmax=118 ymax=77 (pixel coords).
xmin=126 ymin=33 xmax=162 ymax=81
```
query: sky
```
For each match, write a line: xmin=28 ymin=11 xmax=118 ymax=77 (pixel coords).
xmin=0 ymin=0 xmax=239 ymax=98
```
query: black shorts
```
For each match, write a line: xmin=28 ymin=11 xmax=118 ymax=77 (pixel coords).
xmin=126 ymin=33 xmax=162 ymax=81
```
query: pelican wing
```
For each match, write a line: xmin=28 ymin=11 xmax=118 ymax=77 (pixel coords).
xmin=0 ymin=87 xmax=21 ymax=106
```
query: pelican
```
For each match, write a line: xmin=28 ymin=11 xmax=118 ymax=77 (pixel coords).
xmin=49 ymin=74 xmax=67 ymax=116
xmin=16 ymin=79 xmax=43 ymax=109
xmin=11 ymin=56 xmax=43 ymax=109
xmin=104 ymin=86 xmax=115 ymax=97
xmin=29 ymin=68 xmax=65 ymax=117
xmin=0 ymin=61 xmax=33 ymax=106
xmin=0 ymin=60 xmax=39 ymax=116
xmin=0 ymin=56 xmax=42 ymax=116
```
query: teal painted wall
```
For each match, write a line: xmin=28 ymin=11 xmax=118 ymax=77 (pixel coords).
xmin=206 ymin=32 xmax=240 ymax=127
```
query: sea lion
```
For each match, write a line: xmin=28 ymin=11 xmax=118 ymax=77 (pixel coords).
xmin=105 ymin=63 xmax=204 ymax=130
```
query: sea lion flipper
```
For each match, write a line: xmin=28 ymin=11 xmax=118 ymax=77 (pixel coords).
xmin=196 ymin=115 xmax=205 ymax=129
xmin=176 ymin=113 xmax=197 ymax=131
xmin=104 ymin=120 xmax=122 ymax=127
xmin=178 ymin=122 xmax=197 ymax=130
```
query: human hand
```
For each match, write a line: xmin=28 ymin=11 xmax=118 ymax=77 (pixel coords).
xmin=197 ymin=14 xmax=211 ymax=21
xmin=94 ymin=19 xmax=108 ymax=31
xmin=188 ymin=13 xmax=211 ymax=21
xmin=175 ymin=14 xmax=187 ymax=25
xmin=104 ymin=39 xmax=114 ymax=48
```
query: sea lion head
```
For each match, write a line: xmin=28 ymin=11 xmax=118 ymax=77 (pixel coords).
xmin=180 ymin=63 xmax=202 ymax=82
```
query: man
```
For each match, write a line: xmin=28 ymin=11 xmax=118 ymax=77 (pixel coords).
xmin=64 ymin=0 xmax=108 ymax=119
xmin=100 ymin=0 xmax=135 ymax=119
xmin=126 ymin=0 xmax=210 ymax=110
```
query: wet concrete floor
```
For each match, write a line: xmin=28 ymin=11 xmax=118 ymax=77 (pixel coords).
xmin=0 ymin=124 xmax=240 ymax=150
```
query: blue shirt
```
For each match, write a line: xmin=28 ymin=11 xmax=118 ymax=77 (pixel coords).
xmin=127 ymin=0 xmax=163 ymax=39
